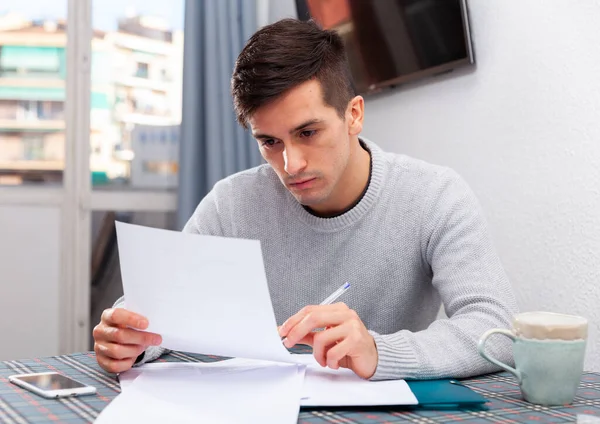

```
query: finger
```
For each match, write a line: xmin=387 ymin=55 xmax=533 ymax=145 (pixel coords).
xmin=284 ymin=309 xmax=350 ymax=348
xmin=279 ymin=303 xmax=348 ymax=337
xmin=312 ymin=324 xmax=349 ymax=366
xmin=279 ymin=308 xmax=312 ymax=338
xmin=102 ymin=308 xmax=149 ymax=330
xmin=96 ymin=354 xmax=135 ymax=374
xmin=95 ymin=342 xmax=145 ymax=361
xmin=101 ymin=326 xmax=162 ymax=347
xmin=291 ymin=333 xmax=315 ymax=347
xmin=325 ymin=338 xmax=353 ymax=370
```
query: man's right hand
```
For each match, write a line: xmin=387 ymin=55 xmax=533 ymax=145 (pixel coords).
xmin=93 ymin=308 xmax=162 ymax=373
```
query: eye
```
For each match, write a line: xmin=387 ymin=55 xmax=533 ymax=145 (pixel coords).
xmin=260 ymin=139 xmax=280 ymax=149
xmin=299 ymin=130 xmax=316 ymax=138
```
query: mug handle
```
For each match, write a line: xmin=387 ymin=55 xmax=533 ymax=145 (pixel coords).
xmin=478 ymin=329 xmax=522 ymax=382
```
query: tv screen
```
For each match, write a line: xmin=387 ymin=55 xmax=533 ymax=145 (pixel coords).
xmin=296 ymin=0 xmax=474 ymax=95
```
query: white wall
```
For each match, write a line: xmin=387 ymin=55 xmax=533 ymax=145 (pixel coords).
xmin=0 ymin=206 xmax=60 ymax=360
xmin=270 ymin=0 xmax=600 ymax=371
xmin=362 ymin=0 xmax=600 ymax=370
xmin=268 ymin=0 xmax=297 ymax=23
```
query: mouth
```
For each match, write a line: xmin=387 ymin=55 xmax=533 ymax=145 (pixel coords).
xmin=288 ymin=177 xmax=316 ymax=190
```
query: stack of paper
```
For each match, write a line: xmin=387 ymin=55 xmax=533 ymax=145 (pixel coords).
xmin=97 ymin=362 xmax=305 ymax=424
xmin=96 ymin=223 xmax=418 ymax=423
xmin=115 ymin=357 xmax=418 ymax=407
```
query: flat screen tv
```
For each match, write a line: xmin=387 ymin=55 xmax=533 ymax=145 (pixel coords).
xmin=296 ymin=0 xmax=474 ymax=95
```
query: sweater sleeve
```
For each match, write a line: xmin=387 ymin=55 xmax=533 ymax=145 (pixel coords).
xmin=111 ymin=183 xmax=230 ymax=367
xmin=370 ymin=169 xmax=519 ymax=380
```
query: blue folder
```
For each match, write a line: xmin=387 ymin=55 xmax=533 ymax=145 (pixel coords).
xmin=406 ymin=379 xmax=487 ymax=409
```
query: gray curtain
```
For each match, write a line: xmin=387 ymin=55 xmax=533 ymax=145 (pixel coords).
xmin=177 ymin=0 xmax=263 ymax=229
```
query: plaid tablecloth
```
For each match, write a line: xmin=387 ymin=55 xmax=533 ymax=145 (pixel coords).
xmin=1 ymin=349 xmax=600 ymax=423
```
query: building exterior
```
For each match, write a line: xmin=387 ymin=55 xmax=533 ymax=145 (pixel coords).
xmin=103 ymin=15 xmax=183 ymax=187
xmin=0 ymin=15 xmax=69 ymax=184
xmin=0 ymin=12 xmax=183 ymax=186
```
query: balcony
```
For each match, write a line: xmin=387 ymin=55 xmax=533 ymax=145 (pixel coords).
xmin=0 ymin=118 xmax=64 ymax=131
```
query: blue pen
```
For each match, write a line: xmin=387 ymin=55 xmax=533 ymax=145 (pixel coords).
xmin=319 ymin=282 xmax=351 ymax=305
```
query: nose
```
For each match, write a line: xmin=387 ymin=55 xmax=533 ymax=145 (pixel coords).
xmin=283 ymin=144 xmax=307 ymax=175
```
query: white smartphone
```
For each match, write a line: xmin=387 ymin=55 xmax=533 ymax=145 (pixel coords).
xmin=9 ymin=372 xmax=97 ymax=398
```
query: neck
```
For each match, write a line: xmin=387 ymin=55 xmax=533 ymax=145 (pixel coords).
xmin=307 ymin=137 xmax=371 ymax=218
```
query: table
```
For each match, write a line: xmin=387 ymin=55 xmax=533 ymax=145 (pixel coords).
xmin=2 ymin=350 xmax=600 ymax=423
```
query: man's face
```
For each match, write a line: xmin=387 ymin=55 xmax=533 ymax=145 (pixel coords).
xmin=249 ymin=79 xmax=362 ymax=213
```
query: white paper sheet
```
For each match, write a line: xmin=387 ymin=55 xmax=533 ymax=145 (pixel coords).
xmin=118 ymin=359 xmax=270 ymax=393
xmin=95 ymin=386 xmax=199 ymax=424
xmin=115 ymin=221 xmax=292 ymax=363
xmin=296 ymin=355 xmax=418 ymax=406
xmin=100 ymin=363 xmax=305 ymax=424
xmin=120 ymin=356 xmax=419 ymax=407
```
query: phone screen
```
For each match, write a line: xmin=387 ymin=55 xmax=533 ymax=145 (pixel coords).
xmin=15 ymin=373 xmax=87 ymax=391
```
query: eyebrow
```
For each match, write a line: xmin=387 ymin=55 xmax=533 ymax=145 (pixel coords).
xmin=253 ymin=119 xmax=324 ymax=140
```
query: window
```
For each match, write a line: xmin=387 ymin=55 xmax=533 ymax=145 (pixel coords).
xmin=0 ymin=100 xmax=18 ymax=119
xmin=90 ymin=4 xmax=184 ymax=190
xmin=135 ymin=62 xmax=149 ymax=78
xmin=22 ymin=135 xmax=44 ymax=160
xmin=0 ymin=14 xmax=66 ymax=185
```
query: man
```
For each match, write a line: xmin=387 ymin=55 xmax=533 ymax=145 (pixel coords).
xmin=93 ymin=19 xmax=518 ymax=380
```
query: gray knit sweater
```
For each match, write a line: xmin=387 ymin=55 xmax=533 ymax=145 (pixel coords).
xmin=116 ymin=138 xmax=518 ymax=380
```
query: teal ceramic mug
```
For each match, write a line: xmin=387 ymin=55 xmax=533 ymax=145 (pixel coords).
xmin=478 ymin=311 xmax=588 ymax=406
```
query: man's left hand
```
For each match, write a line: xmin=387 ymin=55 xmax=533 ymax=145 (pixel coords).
xmin=278 ymin=303 xmax=378 ymax=379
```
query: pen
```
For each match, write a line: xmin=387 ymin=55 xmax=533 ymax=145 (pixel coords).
xmin=319 ymin=282 xmax=351 ymax=305
xmin=281 ymin=282 xmax=351 ymax=343
xmin=308 ymin=282 xmax=351 ymax=333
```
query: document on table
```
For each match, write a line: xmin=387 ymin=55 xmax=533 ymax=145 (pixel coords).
xmin=119 ymin=357 xmax=419 ymax=407
xmin=115 ymin=221 xmax=293 ymax=363
xmin=98 ymin=363 xmax=305 ymax=424
xmin=118 ymin=359 xmax=272 ymax=392
xmin=293 ymin=355 xmax=418 ymax=406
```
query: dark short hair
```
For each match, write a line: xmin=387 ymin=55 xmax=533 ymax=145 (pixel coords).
xmin=231 ymin=18 xmax=356 ymax=128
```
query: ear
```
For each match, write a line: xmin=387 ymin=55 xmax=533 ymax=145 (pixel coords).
xmin=346 ymin=95 xmax=364 ymax=136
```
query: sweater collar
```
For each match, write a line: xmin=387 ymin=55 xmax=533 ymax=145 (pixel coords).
xmin=287 ymin=137 xmax=386 ymax=232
